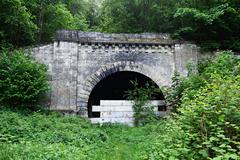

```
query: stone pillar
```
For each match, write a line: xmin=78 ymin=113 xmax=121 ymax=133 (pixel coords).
xmin=51 ymin=41 xmax=78 ymax=112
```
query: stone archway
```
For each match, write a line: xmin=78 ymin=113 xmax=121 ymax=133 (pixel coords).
xmin=78 ymin=61 xmax=167 ymax=116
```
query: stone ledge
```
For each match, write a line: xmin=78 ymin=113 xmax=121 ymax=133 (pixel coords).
xmin=55 ymin=30 xmax=181 ymax=45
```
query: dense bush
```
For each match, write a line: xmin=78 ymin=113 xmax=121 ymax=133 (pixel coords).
xmin=179 ymin=74 xmax=240 ymax=159
xmin=124 ymin=51 xmax=240 ymax=159
xmin=177 ymin=51 xmax=240 ymax=159
xmin=181 ymin=51 xmax=240 ymax=100
xmin=0 ymin=49 xmax=49 ymax=108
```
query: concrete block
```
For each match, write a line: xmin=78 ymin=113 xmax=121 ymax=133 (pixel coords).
xmin=92 ymin=105 xmax=132 ymax=112
xmin=100 ymin=100 xmax=133 ymax=106
xmin=92 ymin=105 xmax=159 ymax=112
xmin=100 ymin=111 xmax=134 ymax=118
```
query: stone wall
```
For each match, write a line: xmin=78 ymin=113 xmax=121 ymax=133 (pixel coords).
xmin=31 ymin=30 xmax=199 ymax=117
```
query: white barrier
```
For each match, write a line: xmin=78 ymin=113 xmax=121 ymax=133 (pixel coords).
xmin=90 ymin=100 xmax=166 ymax=126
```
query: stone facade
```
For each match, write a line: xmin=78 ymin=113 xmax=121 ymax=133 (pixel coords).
xmin=31 ymin=30 xmax=199 ymax=117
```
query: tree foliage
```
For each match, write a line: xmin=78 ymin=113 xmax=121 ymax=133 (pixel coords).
xmin=174 ymin=1 xmax=240 ymax=51
xmin=0 ymin=49 xmax=49 ymax=108
xmin=0 ymin=0 xmax=38 ymax=46
xmin=0 ymin=0 xmax=99 ymax=46
xmin=0 ymin=0 xmax=239 ymax=51
xmin=98 ymin=0 xmax=178 ymax=33
xmin=40 ymin=3 xmax=76 ymax=42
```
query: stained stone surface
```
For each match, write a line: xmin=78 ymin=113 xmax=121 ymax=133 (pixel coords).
xmin=30 ymin=30 xmax=199 ymax=117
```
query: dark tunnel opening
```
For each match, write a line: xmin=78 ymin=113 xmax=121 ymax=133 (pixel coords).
xmin=88 ymin=71 xmax=165 ymax=118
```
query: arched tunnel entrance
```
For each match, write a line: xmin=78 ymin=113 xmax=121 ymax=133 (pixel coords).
xmin=88 ymin=71 xmax=166 ymax=118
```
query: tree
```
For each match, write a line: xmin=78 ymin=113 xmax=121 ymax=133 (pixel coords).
xmin=0 ymin=0 xmax=38 ymax=46
xmin=41 ymin=3 xmax=76 ymax=42
xmin=99 ymin=0 xmax=179 ymax=33
xmin=173 ymin=0 xmax=240 ymax=51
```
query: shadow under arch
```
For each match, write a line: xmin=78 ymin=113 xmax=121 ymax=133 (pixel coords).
xmin=87 ymin=71 xmax=165 ymax=117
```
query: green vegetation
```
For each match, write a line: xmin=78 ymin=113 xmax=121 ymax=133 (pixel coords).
xmin=176 ymin=52 xmax=240 ymax=159
xmin=100 ymin=0 xmax=240 ymax=51
xmin=0 ymin=0 xmax=239 ymax=51
xmin=0 ymin=49 xmax=49 ymax=108
xmin=125 ymin=81 xmax=162 ymax=126
xmin=0 ymin=107 xmax=186 ymax=160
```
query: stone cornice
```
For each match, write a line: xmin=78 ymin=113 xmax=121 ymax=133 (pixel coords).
xmin=55 ymin=30 xmax=182 ymax=45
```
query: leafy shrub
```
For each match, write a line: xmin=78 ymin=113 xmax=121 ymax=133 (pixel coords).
xmin=125 ymin=81 xmax=162 ymax=126
xmin=179 ymin=75 xmax=240 ymax=159
xmin=144 ymin=118 xmax=193 ymax=160
xmin=163 ymin=71 xmax=185 ymax=112
xmin=177 ymin=51 xmax=240 ymax=159
xmin=182 ymin=51 xmax=239 ymax=100
xmin=0 ymin=49 xmax=49 ymax=108
xmin=165 ymin=51 xmax=240 ymax=112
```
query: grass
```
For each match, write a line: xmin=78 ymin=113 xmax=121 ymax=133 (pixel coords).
xmin=0 ymin=107 xmax=182 ymax=160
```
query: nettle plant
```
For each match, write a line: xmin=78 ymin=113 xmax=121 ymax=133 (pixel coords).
xmin=125 ymin=81 xmax=162 ymax=126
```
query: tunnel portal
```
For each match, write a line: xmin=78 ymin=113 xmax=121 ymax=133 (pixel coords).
xmin=31 ymin=30 xmax=199 ymax=123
